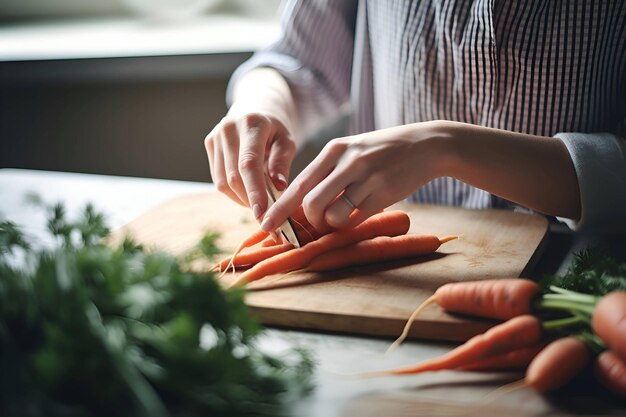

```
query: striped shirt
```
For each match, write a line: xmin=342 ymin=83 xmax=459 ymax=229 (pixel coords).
xmin=230 ymin=0 xmax=626 ymax=230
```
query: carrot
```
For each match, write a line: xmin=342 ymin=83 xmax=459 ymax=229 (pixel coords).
xmin=305 ymin=234 xmax=458 ymax=272
xmin=458 ymin=344 xmax=545 ymax=372
xmin=435 ymin=279 xmax=540 ymax=320
xmin=525 ymin=336 xmax=588 ymax=392
xmin=363 ymin=315 xmax=543 ymax=377
xmin=261 ymin=236 xmax=281 ymax=247
xmin=213 ymin=243 xmax=294 ymax=271
xmin=215 ymin=229 xmax=269 ymax=273
xmin=595 ymin=350 xmax=626 ymax=397
xmin=230 ymin=210 xmax=411 ymax=287
xmin=592 ymin=291 xmax=626 ymax=360
xmin=388 ymin=279 xmax=540 ymax=352
xmin=289 ymin=205 xmax=333 ymax=246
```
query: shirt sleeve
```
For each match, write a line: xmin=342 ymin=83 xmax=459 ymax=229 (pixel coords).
xmin=227 ymin=0 xmax=358 ymax=137
xmin=554 ymin=131 xmax=626 ymax=232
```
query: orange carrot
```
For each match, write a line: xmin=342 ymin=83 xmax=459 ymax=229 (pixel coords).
xmin=213 ymin=243 xmax=294 ymax=271
xmin=230 ymin=210 xmax=411 ymax=287
xmin=388 ymin=279 xmax=540 ymax=352
xmin=364 ymin=315 xmax=543 ymax=377
xmin=261 ymin=236 xmax=281 ymax=247
xmin=595 ymin=350 xmax=626 ymax=397
xmin=289 ymin=205 xmax=333 ymax=246
xmin=215 ymin=229 xmax=269 ymax=273
xmin=435 ymin=279 xmax=540 ymax=320
xmin=458 ymin=344 xmax=545 ymax=372
xmin=525 ymin=336 xmax=588 ymax=392
xmin=305 ymin=234 xmax=458 ymax=272
xmin=592 ymin=291 xmax=626 ymax=360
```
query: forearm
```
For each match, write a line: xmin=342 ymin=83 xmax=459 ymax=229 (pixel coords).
xmin=441 ymin=121 xmax=581 ymax=220
xmin=229 ymin=68 xmax=302 ymax=142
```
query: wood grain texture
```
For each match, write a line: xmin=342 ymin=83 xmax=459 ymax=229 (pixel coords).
xmin=108 ymin=191 xmax=549 ymax=342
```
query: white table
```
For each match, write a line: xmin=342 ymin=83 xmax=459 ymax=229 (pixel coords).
xmin=2 ymin=168 xmax=624 ymax=417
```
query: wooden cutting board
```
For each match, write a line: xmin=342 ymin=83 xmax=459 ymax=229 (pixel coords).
xmin=109 ymin=191 xmax=549 ymax=342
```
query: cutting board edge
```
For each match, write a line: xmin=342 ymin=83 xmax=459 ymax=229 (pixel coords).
xmin=250 ymin=305 xmax=494 ymax=342
xmin=520 ymin=216 xmax=550 ymax=277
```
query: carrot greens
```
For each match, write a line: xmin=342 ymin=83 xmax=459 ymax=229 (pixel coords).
xmin=0 ymin=203 xmax=313 ymax=417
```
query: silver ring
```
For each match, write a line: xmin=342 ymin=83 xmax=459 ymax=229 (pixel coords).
xmin=342 ymin=193 xmax=356 ymax=210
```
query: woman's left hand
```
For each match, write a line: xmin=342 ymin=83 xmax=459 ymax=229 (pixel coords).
xmin=260 ymin=121 xmax=454 ymax=232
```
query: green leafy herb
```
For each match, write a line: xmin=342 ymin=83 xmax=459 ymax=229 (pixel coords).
xmin=0 ymin=203 xmax=313 ymax=417
xmin=540 ymin=247 xmax=626 ymax=296
xmin=533 ymin=247 xmax=626 ymax=349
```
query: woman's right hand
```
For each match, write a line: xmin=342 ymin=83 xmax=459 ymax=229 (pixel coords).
xmin=204 ymin=110 xmax=297 ymax=220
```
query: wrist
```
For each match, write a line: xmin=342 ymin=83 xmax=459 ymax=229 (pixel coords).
xmin=227 ymin=101 xmax=295 ymax=134
xmin=229 ymin=68 xmax=299 ymax=135
xmin=418 ymin=120 xmax=462 ymax=179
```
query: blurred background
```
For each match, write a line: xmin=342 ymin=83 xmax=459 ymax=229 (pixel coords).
xmin=0 ymin=0 xmax=285 ymax=182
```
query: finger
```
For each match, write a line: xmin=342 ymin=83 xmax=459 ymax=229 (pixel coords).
xmin=595 ymin=351 xmax=626 ymax=397
xmin=260 ymin=142 xmax=345 ymax=232
xmin=204 ymin=133 xmax=216 ymax=183
xmin=324 ymin=182 xmax=370 ymax=228
xmin=296 ymin=141 xmax=364 ymax=228
xmin=301 ymin=171 xmax=355 ymax=230
xmin=340 ymin=194 xmax=385 ymax=228
xmin=267 ymin=132 xmax=296 ymax=191
xmin=592 ymin=292 xmax=626 ymax=361
xmin=221 ymin=122 xmax=249 ymax=206
xmin=238 ymin=115 xmax=273 ymax=220
xmin=212 ymin=135 xmax=246 ymax=206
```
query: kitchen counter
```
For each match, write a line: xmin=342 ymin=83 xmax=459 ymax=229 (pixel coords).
xmin=1 ymin=168 xmax=625 ymax=417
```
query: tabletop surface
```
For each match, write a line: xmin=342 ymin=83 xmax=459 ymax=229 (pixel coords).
xmin=2 ymin=168 xmax=624 ymax=417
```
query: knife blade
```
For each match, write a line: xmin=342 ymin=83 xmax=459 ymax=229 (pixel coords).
xmin=265 ymin=175 xmax=301 ymax=248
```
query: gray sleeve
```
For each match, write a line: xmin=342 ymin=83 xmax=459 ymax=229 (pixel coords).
xmin=554 ymin=132 xmax=626 ymax=232
xmin=227 ymin=0 xmax=358 ymax=137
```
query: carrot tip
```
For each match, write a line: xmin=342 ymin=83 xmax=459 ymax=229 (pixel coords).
xmin=344 ymin=369 xmax=396 ymax=379
xmin=482 ymin=378 xmax=529 ymax=404
xmin=229 ymin=276 xmax=249 ymax=288
xmin=439 ymin=235 xmax=460 ymax=244
xmin=385 ymin=295 xmax=437 ymax=355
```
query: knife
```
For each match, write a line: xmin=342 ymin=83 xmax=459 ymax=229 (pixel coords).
xmin=265 ymin=175 xmax=301 ymax=248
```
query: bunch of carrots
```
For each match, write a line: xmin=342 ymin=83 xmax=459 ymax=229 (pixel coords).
xmin=370 ymin=277 xmax=626 ymax=397
xmin=213 ymin=208 xmax=458 ymax=287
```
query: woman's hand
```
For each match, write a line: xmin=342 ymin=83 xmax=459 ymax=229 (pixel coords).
xmin=205 ymin=111 xmax=296 ymax=219
xmin=204 ymin=68 xmax=299 ymax=221
xmin=260 ymin=119 xmax=582 ymax=233
xmin=261 ymin=121 xmax=453 ymax=232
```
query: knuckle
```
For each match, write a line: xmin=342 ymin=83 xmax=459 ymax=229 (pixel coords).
xmin=214 ymin=179 xmax=229 ymax=194
xmin=325 ymin=139 xmax=345 ymax=155
xmin=221 ymin=120 xmax=237 ymax=135
xmin=203 ymin=133 xmax=215 ymax=150
xmin=301 ymin=194 xmax=322 ymax=217
xmin=242 ymin=113 xmax=269 ymax=130
xmin=238 ymin=153 xmax=261 ymax=171
xmin=203 ymin=135 xmax=212 ymax=150
xmin=369 ymin=172 xmax=388 ymax=189
xmin=226 ymin=171 xmax=243 ymax=188
xmin=348 ymin=155 xmax=366 ymax=172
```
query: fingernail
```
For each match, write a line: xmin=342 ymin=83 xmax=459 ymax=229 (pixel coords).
xmin=276 ymin=173 xmax=287 ymax=190
xmin=260 ymin=216 xmax=273 ymax=232
xmin=252 ymin=204 xmax=263 ymax=219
